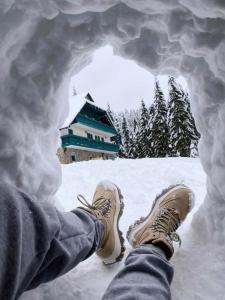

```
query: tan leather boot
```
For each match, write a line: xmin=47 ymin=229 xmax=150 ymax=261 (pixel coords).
xmin=77 ymin=180 xmax=125 ymax=265
xmin=127 ymin=184 xmax=194 ymax=259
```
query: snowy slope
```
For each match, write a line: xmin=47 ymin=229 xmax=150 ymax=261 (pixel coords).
xmin=21 ymin=157 xmax=216 ymax=300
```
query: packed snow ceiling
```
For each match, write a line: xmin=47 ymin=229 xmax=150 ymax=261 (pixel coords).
xmin=1 ymin=1 xmax=225 ymax=228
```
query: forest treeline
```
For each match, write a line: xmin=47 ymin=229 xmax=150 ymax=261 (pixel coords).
xmin=108 ymin=77 xmax=200 ymax=158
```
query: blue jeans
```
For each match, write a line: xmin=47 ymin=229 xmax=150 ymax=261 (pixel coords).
xmin=0 ymin=182 xmax=173 ymax=300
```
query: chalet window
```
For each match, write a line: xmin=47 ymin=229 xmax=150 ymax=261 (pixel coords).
xmin=68 ymin=129 xmax=73 ymax=135
xmin=87 ymin=133 xmax=93 ymax=140
xmin=94 ymin=135 xmax=102 ymax=142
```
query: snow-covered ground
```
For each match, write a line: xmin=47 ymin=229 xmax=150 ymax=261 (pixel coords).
xmin=22 ymin=157 xmax=211 ymax=300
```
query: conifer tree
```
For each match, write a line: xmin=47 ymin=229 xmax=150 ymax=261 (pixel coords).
xmin=131 ymin=118 xmax=139 ymax=158
xmin=111 ymin=113 xmax=123 ymax=157
xmin=107 ymin=106 xmax=124 ymax=157
xmin=120 ymin=115 xmax=130 ymax=158
xmin=128 ymin=127 xmax=138 ymax=158
xmin=122 ymin=108 xmax=141 ymax=158
xmin=168 ymin=77 xmax=199 ymax=157
xmin=132 ymin=112 xmax=141 ymax=158
xmin=182 ymin=91 xmax=200 ymax=157
xmin=151 ymin=79 xmax=169 ymax=157
xmin=168 ymin=76 xmax=190 ymax=156
xmin=127 ymin=114 xmax=139 ymax=158
xmin=147 ymin=103 xmax=155 ymax=156
xmin=136 ymin=100 xmax=151 ymax=157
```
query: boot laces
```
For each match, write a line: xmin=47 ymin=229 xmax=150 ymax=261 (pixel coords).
xmin=77 ymin=194 xmax=111 ymax=217
xmin=151 ymin=207 xmax=181 ymax=247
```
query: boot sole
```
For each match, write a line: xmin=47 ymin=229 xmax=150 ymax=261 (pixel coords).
xmin=102 ymin=184 xmax=125 ymax=265
xmin=126 ymin=184 xmax=194 ymax=247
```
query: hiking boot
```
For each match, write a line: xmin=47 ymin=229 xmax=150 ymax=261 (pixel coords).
xmin=126 ymin=184 xmax=195 ymax=259
xmin=77 ymin=180 xmax=125 ymax=265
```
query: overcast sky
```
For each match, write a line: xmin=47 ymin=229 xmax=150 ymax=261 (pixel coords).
xmin=71 ymin=45 xmax=188 ymax=112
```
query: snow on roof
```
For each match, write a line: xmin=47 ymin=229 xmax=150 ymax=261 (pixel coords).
xmin=62 ymin=92 xmax=110 ymax=129
xmin=62 ymin=93 xmax=88 ymax=128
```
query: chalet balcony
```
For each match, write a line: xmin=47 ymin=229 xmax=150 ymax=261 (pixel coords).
xmin=61 ymin=134 xmax=119 ymax=153
xmin=75 ymin=115 xmax=117 ymax=134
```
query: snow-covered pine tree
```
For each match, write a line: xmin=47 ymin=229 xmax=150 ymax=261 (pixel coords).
xmin=168 ymin=76 xmax=198 ymax=157
xmin=110 ymin=110 xmax=135 ymax=159
xmin=168 ymin=76 xmax=191 ymax=156
xmin=130 ymin=118 xmax=139 ymax=158
xmin=136 ymin=100 xmax=151 ymax=158
xmin=147 ymin=103 xmax=155 ymax=156
xmin=120 ymin=114 xmax=130 ymax=158
xmin=110 ymin=112 xmax=123 ymax=157
xmin=182 ymin=91 xmax=200 ymax=157
xmin=151 ymin=79 xmax=169 ymax=157
xmin=125 ymin=109 xmax=140 ymax=158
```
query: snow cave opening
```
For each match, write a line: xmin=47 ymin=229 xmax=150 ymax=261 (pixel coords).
xmin=1 ymin=2 xmax=225 ymax=298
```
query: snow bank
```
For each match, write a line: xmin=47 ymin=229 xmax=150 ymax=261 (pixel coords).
xmin=0 ymin=0 xmax=224 ymax=298
xmin=22 ymin=158 xmax=208 ymax=299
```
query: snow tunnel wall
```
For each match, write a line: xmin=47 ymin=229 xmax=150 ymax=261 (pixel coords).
xmin=0 ymin=0 xmax=225 ymax=236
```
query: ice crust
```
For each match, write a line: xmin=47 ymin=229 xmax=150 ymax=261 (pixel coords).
xmin=0 ymin=1 xmax=225 ymax=298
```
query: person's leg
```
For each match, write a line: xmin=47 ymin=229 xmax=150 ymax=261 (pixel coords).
xmin=0 ymin=182 xmax=104 ymax=300
xmin=102 ymin=184 xmax=194 ymax=300
xmin=0 ymin=180 xmax=125 ymax=300
xmin=102 ymin=244 xmax=173 ymax=300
